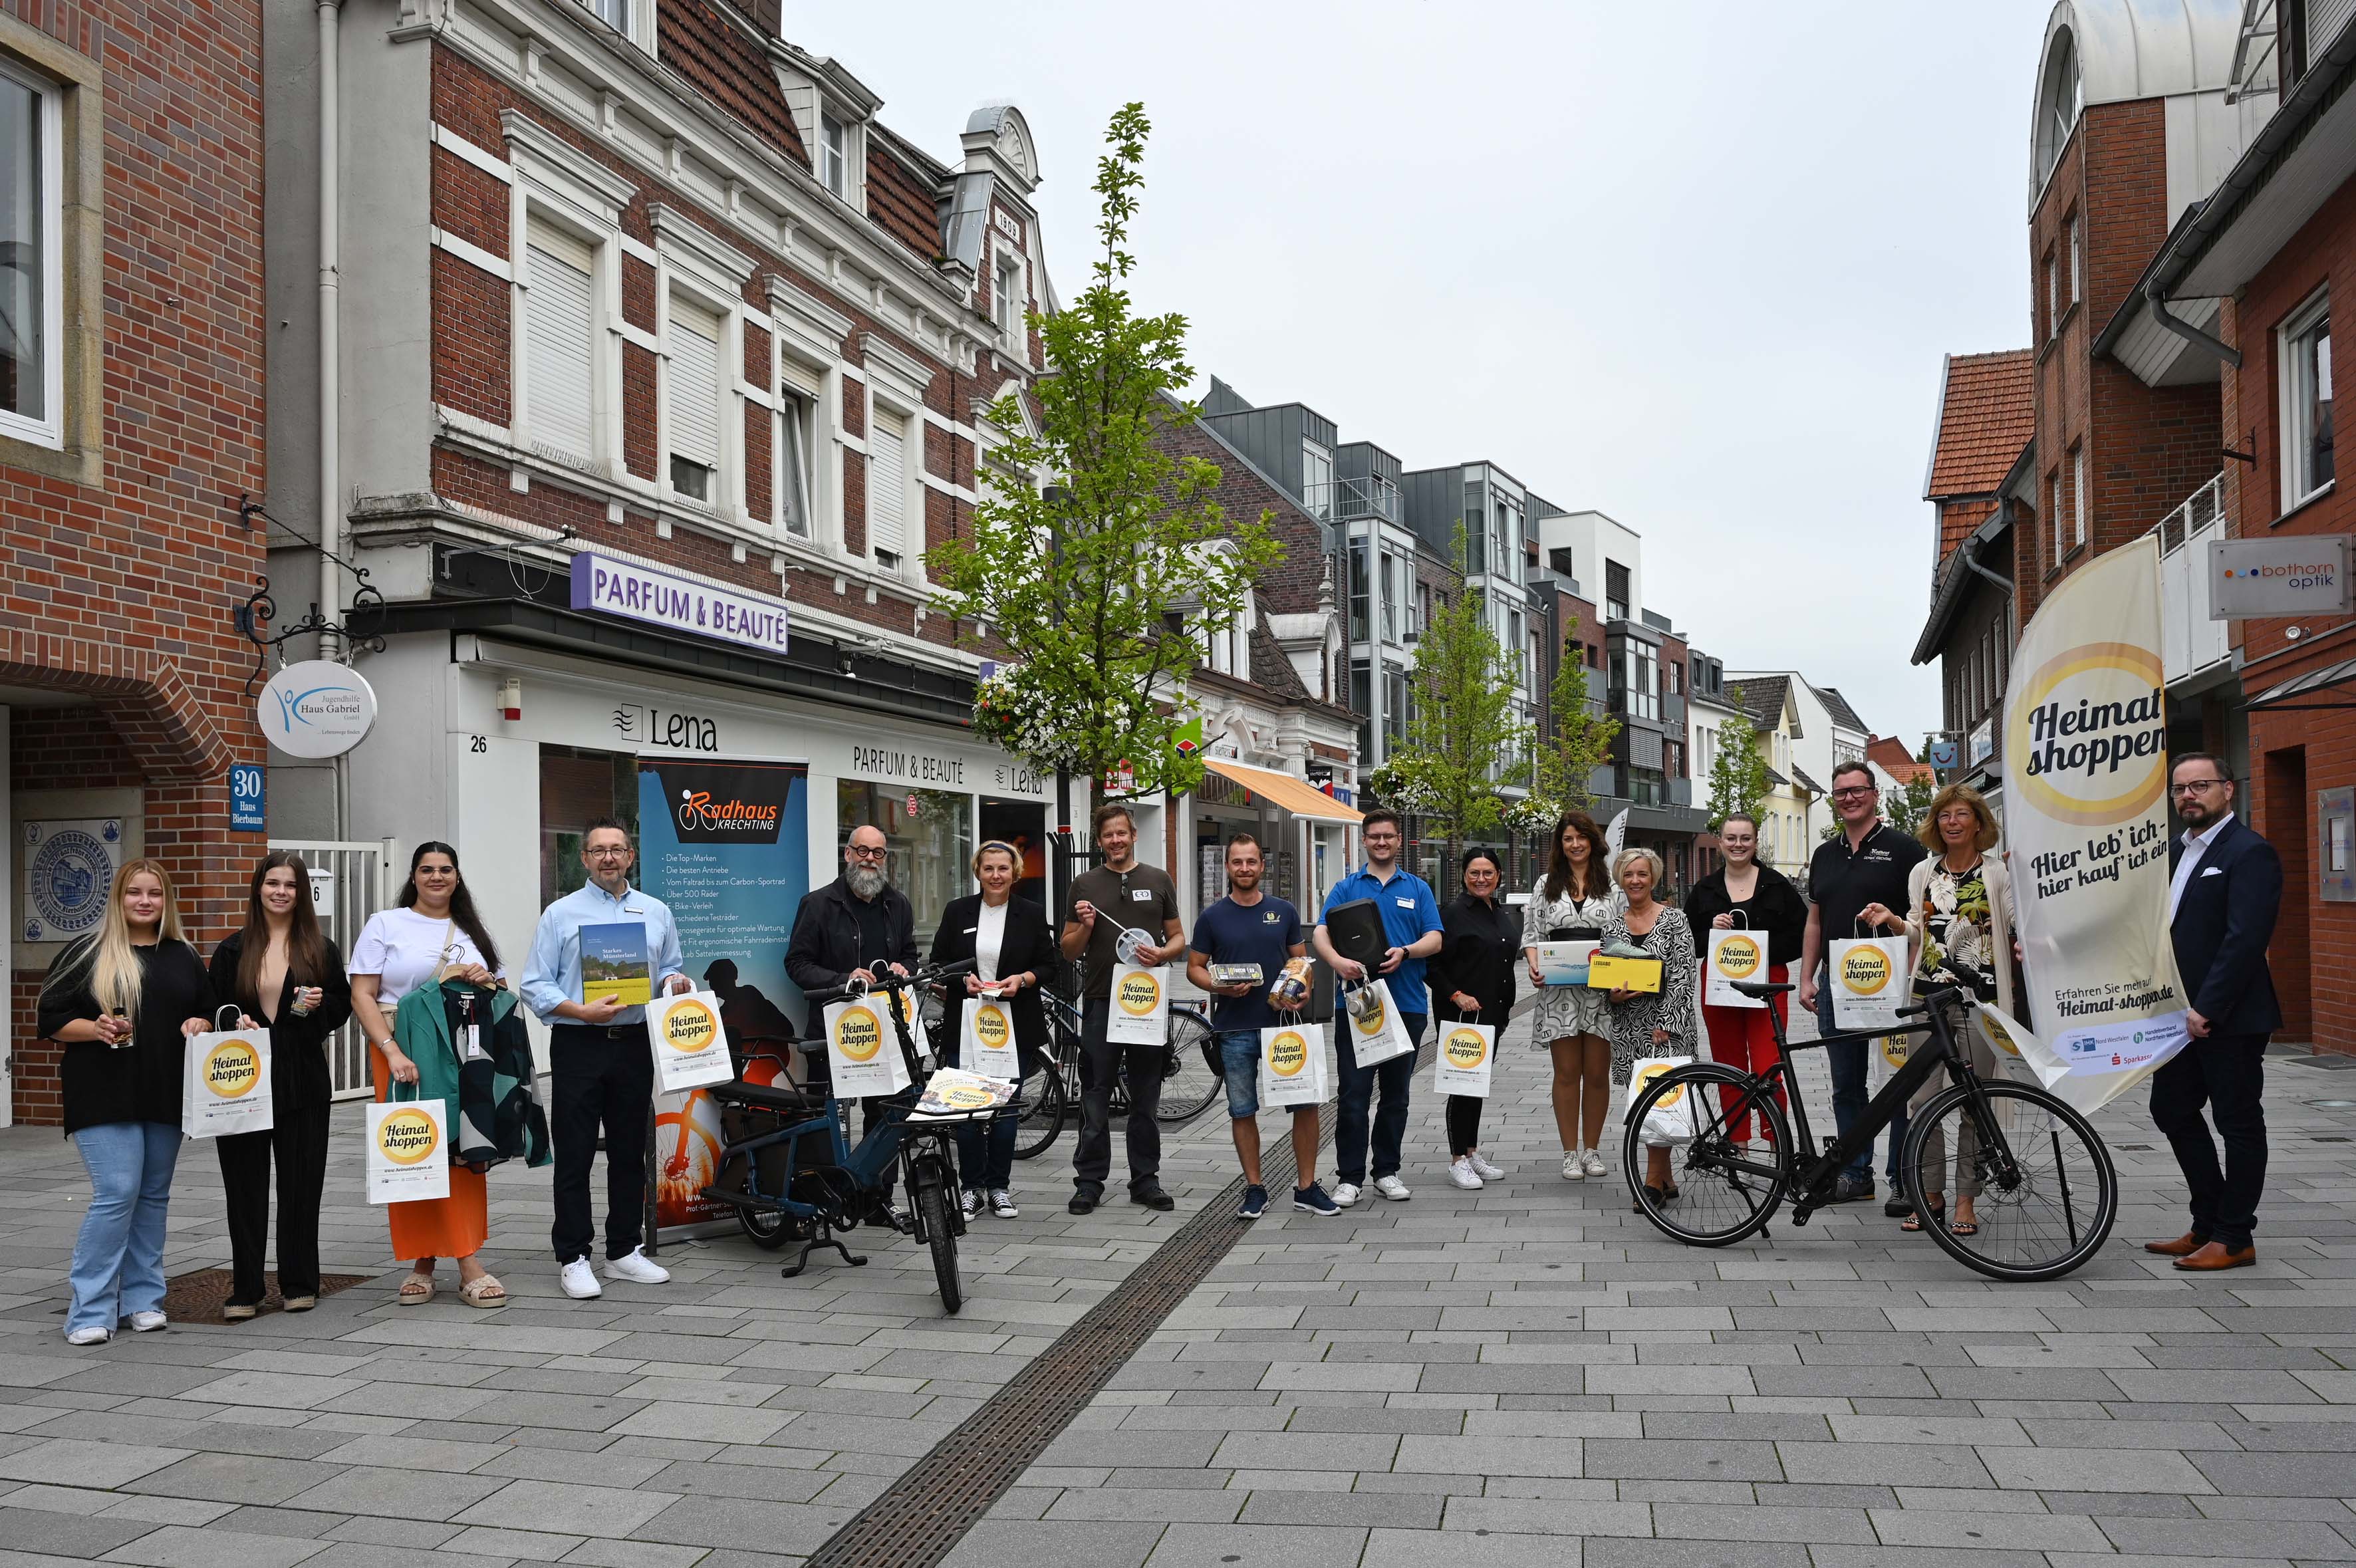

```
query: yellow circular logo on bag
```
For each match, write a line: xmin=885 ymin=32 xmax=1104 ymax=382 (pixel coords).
xmin=1841 ymin=947 xmax=1891 ymax=995
xmin=1879 ymin=1033 xmax=1910 ymax=1071
xmin=1443 ymin=1028 xmax=1488 ymax=1069
xmin=972 ymin=1005 xmax=1011 ymax=1050
xmin=1355 ymin=995 xmax=1387 ymax=1034
xmin=938 ymin=1081 xmax=995 ymax=1110
xmin=1714 ymin=934 xmax=1762 ymax=980
xmin=1115 ymin=970 xmax=1161 ymax=1017
xmin=1980 ymin=1013 xmax=2022 ymax=1057
xmin=661 ymin=999 xmax=720 ymax=1053
xmin=834 ymin=1004 xmax=884 ymax=1062
xmin=1634 ymin=1059 xmax=1684 ymax=1109
xmin=1267 ymin=1029 xmax=1309 ymax=1077
xmin=376 ymin=1107 xmax=440 ymax=1165
xmin=201 ymin=1038 xmax=262 ymax=1100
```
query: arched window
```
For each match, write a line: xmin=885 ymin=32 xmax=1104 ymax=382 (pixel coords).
xmin=2035 ymin=29 xmax=2082 ymax=188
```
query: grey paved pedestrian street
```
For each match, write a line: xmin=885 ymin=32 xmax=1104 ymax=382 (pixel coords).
xmin=3 ymin=1013 xmax=2355 ymax=1568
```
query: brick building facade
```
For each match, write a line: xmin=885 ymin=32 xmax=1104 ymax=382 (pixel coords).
xmin=1 ymin=0 xmax=269 ymax=1124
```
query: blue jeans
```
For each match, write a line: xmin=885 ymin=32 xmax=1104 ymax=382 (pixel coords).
xmin=68 ymin=1120 xmax=182 ymax=1333
xmin=1217 ymin=1031 xmax=1263 ymax=1119
xmin=1815 ymin=977 xmax=1908 ymax=1186
xmin=1335 ymin=1011 xmax=1424 ymax=1185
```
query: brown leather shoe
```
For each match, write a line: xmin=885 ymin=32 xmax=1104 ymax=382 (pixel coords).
xmin=2143 ymin=1232 xmax=2208 ymax=1256
xmin=2172 ymin=1241 xmax=2255 ymax=1271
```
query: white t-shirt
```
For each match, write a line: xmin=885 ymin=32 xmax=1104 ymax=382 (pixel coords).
xmin=350 ymin=907 xmax=502 ymax=1007
xmin=974 ymin=900 xmax=1009 ymax=984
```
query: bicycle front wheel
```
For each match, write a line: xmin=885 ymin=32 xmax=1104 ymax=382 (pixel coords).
xmin=1012 ymin=1061 xmax=1067 ymax=1160
xmin=1155 ymin=1010 xmax=1223 ymax=1124
xmin=1623 ymin=1063 xmax=1791 ymax=1247
xmin=1903 ymin=1079 xmax=2117 ymax=1282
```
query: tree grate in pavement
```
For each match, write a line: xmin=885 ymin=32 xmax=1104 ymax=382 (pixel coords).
xmin=801 ymin=1097 xmax=1343 ymax=1568
xmin=161 ymin=1268 xmax=370 ymax=1325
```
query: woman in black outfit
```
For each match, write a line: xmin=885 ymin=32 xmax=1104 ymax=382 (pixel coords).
xmin=1430 ymin=848 xmax=1518 ymax=1189
xmin=39 ymin=858 xmax=231 ymax=1345
xmin=928 ymin=840 xmax=1057 ymax=1219
xmin=209 ymin=852 xmax=354 ymax=1318
xmin=1683 ymin=814 xmax=1810 ymax=1144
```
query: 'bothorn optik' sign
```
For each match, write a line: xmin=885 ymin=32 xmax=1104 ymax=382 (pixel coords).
xmin=2209 ymin=535 xmax=2351 ymax=619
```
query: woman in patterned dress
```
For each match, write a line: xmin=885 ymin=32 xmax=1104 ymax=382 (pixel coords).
xmin=1601 ymin=847 xmax=1697 ymax=1208
xmin=1521 ymin=811 xmax=1619 ymax=1180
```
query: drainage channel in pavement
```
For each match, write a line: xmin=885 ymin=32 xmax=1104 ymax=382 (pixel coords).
xmin=801 ymin=1097 xmax=1342 ymax=1568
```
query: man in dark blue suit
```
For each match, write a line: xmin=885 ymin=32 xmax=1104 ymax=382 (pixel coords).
xmin=2145 ymin=752 xmax=2283 ymax=1272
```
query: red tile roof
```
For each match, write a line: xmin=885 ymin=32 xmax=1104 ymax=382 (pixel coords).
xmin=1868 ymin=734 xmax=1936 ymax=785
xmin=1924 ymin=350 xmax=2032 ymax=502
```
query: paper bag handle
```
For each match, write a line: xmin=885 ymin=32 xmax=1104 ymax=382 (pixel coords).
xmin=214 ymin=1004 xmax=241 ymax=1032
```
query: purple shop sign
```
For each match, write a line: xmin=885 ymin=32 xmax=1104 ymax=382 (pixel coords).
xmin=569 ymin=552 xmax=790 ymax=654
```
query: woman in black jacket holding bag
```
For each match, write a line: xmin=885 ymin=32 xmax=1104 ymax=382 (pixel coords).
xmin=1430 ymin=848 xmax=1517 ymax=1190
xmin=928 ymin=841 xmax=1056 ymax=1220
xmin=209 ymin=852 xmax=352 ymax=1318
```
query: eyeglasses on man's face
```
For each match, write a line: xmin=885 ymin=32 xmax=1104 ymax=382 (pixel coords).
xmin=847 ymin=843 xmax=888 ymax=860
xmin=584 ymin=845 xmax=632 ymax=860
xmin=1831 ymin=787 xmax=1875 ymax=801
xmin=2170 ymin=778 xmax=2227 ymax=797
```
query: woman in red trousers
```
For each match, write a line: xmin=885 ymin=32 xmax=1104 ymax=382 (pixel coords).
xmin=1683 ymin=815 xmax=1809 ymax=1145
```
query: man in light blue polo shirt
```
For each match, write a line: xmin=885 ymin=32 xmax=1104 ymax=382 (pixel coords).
xmin=520 ymin=817 xmax=689 ymax=1300
xmin=1312 ymin=807 xmax=1444 ymax=1206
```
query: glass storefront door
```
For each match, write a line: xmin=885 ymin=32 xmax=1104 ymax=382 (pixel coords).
xmin=839 ymin=781 xmax=973 ymax=957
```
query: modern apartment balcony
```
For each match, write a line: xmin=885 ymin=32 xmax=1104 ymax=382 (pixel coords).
xmin=1305 ymin=473 xmax=1404 ymax=525
xmin=2152 ymin=473 xmax=2234 ymax=692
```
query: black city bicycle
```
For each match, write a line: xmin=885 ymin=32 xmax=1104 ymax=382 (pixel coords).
xmin=1009 ymin=985 xmax=1218 ymax=1159
xmin=1622 ymin=978 xmax=2117 ymax=1281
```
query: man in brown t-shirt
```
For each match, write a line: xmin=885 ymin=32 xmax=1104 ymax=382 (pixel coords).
xmin=1060 ymin=802 xmax=1185 ymax=1214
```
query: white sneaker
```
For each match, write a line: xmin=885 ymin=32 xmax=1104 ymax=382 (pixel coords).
xmin=1469 ymin=1152 xmax=1506 ymax=1181
xmin=1447 ymin=1156 xmax=1484 ymax=1190
xmin=605 ymin=1246 xmax=670 ymax=1285
xmin=960 ymin=1188 xmax=982 ymax=1220
xmin=1562 ymin=1151 xmax=1584 ymax=1180
xmin=1374 ymin=1175 xmax=1411 ymax=1202
xmin=989 ymin=1189 xmax=1019 ymax=1219
xmin=126 ymin=1311 xmax=166 ymax=1333
xmin=1331 ymin=1182 xmax=1362 ymax=1208
xmin=560 ymin=1258 xmax=604 ymax=1299
xmin=1583 ymin=1150 xmax=1607 ymax=1178
xmin=65 ymin=1326 xmax=110 ymax=1346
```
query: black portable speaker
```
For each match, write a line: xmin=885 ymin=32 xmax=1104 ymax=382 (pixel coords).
xmin=1324 ymin=898 xmax=1389 ymax=970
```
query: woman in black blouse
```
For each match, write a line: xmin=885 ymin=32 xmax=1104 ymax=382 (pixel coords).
xmin=1684 ymin=815 xmax=1809 ymax=1145
xmin=1430 ymin=849 xmax=1517 ymax=1189
xmin=37 ymin=858 xmax=239 ymax=1345
xmin=928 ymin=841 xmax=1057 ymax=1220
xmin=209 ymin=852 xmax=353 ymax=1318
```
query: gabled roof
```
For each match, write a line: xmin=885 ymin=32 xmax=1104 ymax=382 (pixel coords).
xmin=1868 ymin=734 xmax=1936 ymax=785
xmin=1726 ymin=676 xmax=1798 ymax=737
xmin=1922 ymin=350 xmax=2034 ymax=503
xmin=1790 ymin=766 xmax=1825 ymax=795
xmin=1812 ymin=684 xmax=1869 ymax=735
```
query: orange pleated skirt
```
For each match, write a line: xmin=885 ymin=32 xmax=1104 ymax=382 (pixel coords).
xmin=371 ymin=1048 xmax=489 ymax=1261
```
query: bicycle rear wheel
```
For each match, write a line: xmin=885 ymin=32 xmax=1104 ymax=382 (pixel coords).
xmin=1154 ymin=1010 xmax=1223 ymax=1124
xmin=1903 ymin=1079 xmax=2117 ymax=1282
xmin=1012 ymin=1061 xmax=1067 ymax=1160
xmin=1623 ymin=1063 xmax=1791 ymax=1246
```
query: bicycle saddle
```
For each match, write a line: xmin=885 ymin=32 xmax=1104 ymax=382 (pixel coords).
xmin=1730 ymin=980 xmax=1795 ymax=997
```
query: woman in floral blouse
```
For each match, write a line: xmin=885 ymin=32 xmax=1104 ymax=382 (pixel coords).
xmin=1522 ymin=811 xmax=1620 ymax=1181
xmin=1864 ymin=783 xmax=2014 ymax=1238
xmin=1601 ymin=847 xmax=1696 ymax=1208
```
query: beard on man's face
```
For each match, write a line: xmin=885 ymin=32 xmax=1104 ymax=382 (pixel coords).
xmin=846 ymin=862 xmax=887 ymax=899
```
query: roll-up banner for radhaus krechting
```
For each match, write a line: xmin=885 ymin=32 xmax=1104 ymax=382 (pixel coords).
xmin=635 ymin=759 xmax=809 ymax=1230
xmin=2004 ymin=535 xmax=2188 ymax=1109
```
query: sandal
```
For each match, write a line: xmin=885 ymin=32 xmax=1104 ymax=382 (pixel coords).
xmin=1901 ymin=1204 xmax=1946 ymax=1234
xmin=458 ymin=1274 xmax=508 ymax=1309
xmin=1950 ymin=1217 xmax=1980 ymax=1237
xmin=396 ymin=1271 xmax=435 ymax=1305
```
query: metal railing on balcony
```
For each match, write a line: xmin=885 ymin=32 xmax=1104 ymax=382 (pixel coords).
xmin=2150 ymin=473 xmax=2231 ymax=688
xmin=1304 ymin=473 xmax=1402 ymax=525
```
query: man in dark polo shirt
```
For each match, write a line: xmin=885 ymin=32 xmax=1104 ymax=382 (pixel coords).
xmin=1797 ymin=759 xmax=1926 ymax=1211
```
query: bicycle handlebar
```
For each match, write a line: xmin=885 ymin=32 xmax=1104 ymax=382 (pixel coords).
xmin=805 ymin=959 xmax=976 ymax=1009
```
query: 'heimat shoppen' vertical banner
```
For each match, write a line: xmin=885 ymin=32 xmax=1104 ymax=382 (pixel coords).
xmin=2004 ymin=535 xmax=2188 ymax=1103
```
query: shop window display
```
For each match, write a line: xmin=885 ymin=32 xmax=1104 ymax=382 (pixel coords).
xmin=839 ymin=781 xmax=972 ymax=956
xmin=542 ymin=746 xmax=639 ymax=906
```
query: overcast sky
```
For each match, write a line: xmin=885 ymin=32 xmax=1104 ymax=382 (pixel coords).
xmin=805 ymin=1 xmax=2054 ymax=747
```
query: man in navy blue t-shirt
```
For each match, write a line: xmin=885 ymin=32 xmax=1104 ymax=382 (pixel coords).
xmin=1186 ymin=833 xmax=1333 ymax=1219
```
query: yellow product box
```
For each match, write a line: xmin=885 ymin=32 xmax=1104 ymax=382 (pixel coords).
xmin=1585 ymin=952 xmax=1664 ymax=994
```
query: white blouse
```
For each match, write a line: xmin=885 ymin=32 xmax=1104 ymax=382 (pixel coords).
xmin=350 ymin=907 xmax=503 ymax=1007
xmin=974 ymin=899 xmax=1009 ymax=985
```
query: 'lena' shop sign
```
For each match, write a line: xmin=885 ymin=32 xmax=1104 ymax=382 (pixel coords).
xmin=570 ymin=551 xmax=790 ymax=654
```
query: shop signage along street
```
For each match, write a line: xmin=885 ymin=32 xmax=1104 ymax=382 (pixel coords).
xmin=635 ymin=757 xmax=809 ymax=1231
xmin=570 ymin=550 xmax=791 ymax=655
xmin=2209 ymin=534 xmax=2351 ymax=619
xmin=2003 ymin=535 xmax=2188 ymax=1109
xmin=258 ymin=660 xmax=376 ymax=759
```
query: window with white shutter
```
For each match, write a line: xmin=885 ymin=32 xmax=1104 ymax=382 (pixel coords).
xmin=524 ymin=222 xmax=594 ymax=463
xmin=668 ymin=300 xmax=722 ymax=502
xmin=868 ymin=408 xmax=908 ymax=566
xmin=779 ymin=389 xmax=812 ymax=538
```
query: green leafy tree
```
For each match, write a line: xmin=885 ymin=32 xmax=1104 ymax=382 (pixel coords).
xmin=1367 ymin=526 xmax=1532 ymax=864
xmin=1705 ymin=713 xmax=1771 ymax=834
xmin=1530 ymin=615 xmax=1619 ymax=818
xmin=928 ymin=104 xmax=1280 ymax=806
xmin=1883 ymin=771 xmax=1939 ymax=837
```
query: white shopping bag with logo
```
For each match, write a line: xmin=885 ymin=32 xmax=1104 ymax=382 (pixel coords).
xmin=365 ymin=1097 xmax=450 ymax=1204
xmin=1865 ymin=1029 xmax=1912 ymax=1091
xmin=182 ymin=1017 xmax=273 ymax=1138
xmin=648 ymin=989 xmax=734 ymax=1094
xmin=1971 ymin=1001 xmax=2043 ymax=1087
xmin=1432 ymin=1018 xmax=1496 ymax=1097
xmin=1259 ymin=1020 xmax=1329 ymax=1109
xmin=825 ymin=993 xmax=912 ymax=1096
xmin=1621 ymin=1054 xmax=1699 ymax=1147
xmin=1340 ymin=978 xmax=1416 ymax=1068
xmin=1105 ymin=961 xmax=1170 ymax=1045
xmin=1704 ymin=920 xmax=1767 ymax=1010
xmin=960 ymin=996 xmax=1021 ymax=1080
xmin=1828 ymin=924 xmax=1908 ymax=1032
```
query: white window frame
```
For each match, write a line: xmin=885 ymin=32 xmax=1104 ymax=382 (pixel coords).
xmin=2281 ymin=286 xmax=2335 ymax=509
xmin=1302 ymin=439 xmax=1333 ymax=520
xmin=858 ymin=332 xmax=937 ymax=581
xmin=0 ymin=57 xmax=63 ymax=451
xmin=864 ymin=401 xmax=912 ymax=571
xmin=767 ymin=273 xmax=852 ymax=551
xmin=662 ymin=288 xmax=731 ymax=509
xmin=819 ymin=110 xmax=851 ymax=202
xmin=775 ymin=382 xmax=816 ymax=540
xmin=2049 ymin=468 xmax=2065 ymax=565
xmin=2071 ymin=442 xmax=2087 ymax=548
xmin=991 ymin=248 xmax=1023 ymax=338
xmin=515 ymin=214 xmax=601 ymax=469
xmin=2067 ymin=215 xmax=2081 ymax=304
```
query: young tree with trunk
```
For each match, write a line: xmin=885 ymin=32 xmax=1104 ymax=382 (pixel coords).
xmin=1705 ymin=713 xmax=1771 ymax=831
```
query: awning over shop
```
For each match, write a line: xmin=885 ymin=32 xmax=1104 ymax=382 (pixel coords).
xmin=1200 ymin=757 xmax=1363 ymax=824
xmin=2249 ymin=655 xmax=2356 ymax=712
